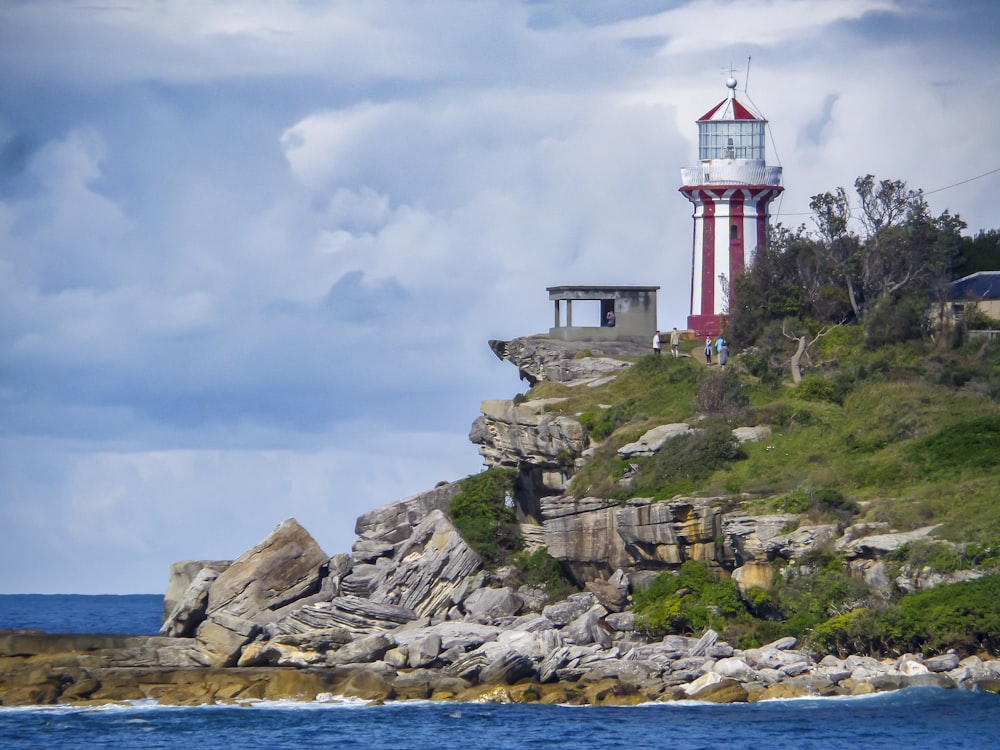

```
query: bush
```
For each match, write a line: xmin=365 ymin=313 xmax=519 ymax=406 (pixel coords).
xmin=507 ymin=548 xmax=578 ymax=601
xmin=449 ymin=468 xmax=521 ymax=566
xmin=630 ymin=424 xmax=747 ymax=498
xmin=633 ymin=560 xmax=749 ymax=635
xmin=963 ymin=304 xmax=1000 ymax=330
xmin=797 ymin=374 xmax=853 ymax=405
xmin=775 ymin=554 xmax=871 ymax=634
xmin=775 ymin=488 xmax=859 ymax=522
xmin=696 ymin=371 xmax=751 ymax=416
xmin=864 ymin=294 xmax=927 ymax=348
xmin=578 ymin=399 xmax=636 ymax=440
xmin=887 ymin=539 xmax=1000 ymax=575
xmin=811 ymin=574 xmax=1000 ymax=656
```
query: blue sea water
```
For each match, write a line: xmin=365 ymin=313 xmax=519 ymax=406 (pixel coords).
xmin=0 ymin=594 xmax=164 ymax=635
xmin=2 ymin=595 xmax=999 ymax=749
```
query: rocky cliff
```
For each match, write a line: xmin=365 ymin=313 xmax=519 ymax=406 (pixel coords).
xmin=2 ymin=336 xmax=999 ymax=707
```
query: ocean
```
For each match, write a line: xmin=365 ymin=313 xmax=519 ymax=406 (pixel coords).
xmin=2 ymin=595 xmax=999 ymax=749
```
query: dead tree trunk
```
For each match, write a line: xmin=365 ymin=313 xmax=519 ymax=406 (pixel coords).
xmin=783 ymin=321 xmax=844 ymax=385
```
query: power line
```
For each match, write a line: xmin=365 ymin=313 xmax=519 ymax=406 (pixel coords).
xmin=773 ymin=166 xmax=1000 ymax=218
xmin=925 ymin=166 xmax=1000 ymax=196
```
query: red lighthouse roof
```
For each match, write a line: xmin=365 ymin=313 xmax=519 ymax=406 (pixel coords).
xmin=698 ymin=96 xmax=761 ymax=122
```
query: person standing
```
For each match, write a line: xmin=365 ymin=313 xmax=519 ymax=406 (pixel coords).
xmin=670 ymin=327 xmax=680 ymax=358
xmin=652 ymin=330 xmax=661 ymax=354
xmin=606 ymin=310 xmax=616 ymax=327
xmin=715 ymin=335 xmax=726 ymax=355
xmin=719 ymin=341 xmax=730 ymax=370
xmin=704 ymin=336 xmax=713 ymax=364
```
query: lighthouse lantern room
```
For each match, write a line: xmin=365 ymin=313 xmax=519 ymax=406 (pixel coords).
xmin=679 ymin=76 xmax=783 ymax=337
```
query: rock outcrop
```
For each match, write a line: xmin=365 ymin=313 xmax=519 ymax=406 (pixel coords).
xmin=488 ymin=336 xmax=647 ymax=386
xmin=4 ymin=335 xmax=999 ymax=708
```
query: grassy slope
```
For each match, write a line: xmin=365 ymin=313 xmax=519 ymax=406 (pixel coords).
xmin=518 ymin=329 xmax=1000 ymax=652
xmin=530 ymin=329 xmax=1000 ymax=546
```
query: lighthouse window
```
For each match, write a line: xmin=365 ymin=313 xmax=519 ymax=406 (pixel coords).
xmin=730 ymin=225 xmax=739 ymax=241
xmin=699 ymin=121 xmax=766 ymax=160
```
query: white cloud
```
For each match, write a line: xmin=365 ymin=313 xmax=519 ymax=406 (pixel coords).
xmin=0 ymin=0 xmax=998 ymax=594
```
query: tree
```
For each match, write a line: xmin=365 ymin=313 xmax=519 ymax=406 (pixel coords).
xmin=954 ymin=229 xmax=1000 ymax=278
xmin=854 ymin=175 xmax=963 ymax=304
xmin=782 ymin=320 xmax=843 ymax=384
xmin=810 ymin=187 xmax=862 ymax=318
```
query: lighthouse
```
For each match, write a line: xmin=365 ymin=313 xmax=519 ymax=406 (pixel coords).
xmin=679 ymin=76 xmax=783 ymax=337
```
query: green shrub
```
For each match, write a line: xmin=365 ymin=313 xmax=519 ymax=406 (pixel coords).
xmin=797 ymin=374 xmax=853 ymax=405
xmin=864 ymin=294 xmax=929 ymax=348
xmin=776 ymin=487 xmax=858 ymax=521
xmin=629 ymin=424 xmax=747 ymax=498
xmin=775 ymin=555 xmax=870 ymax=634
xmin=578 ymin=399 xmax=637 ymax=440
xmin=696 ymin=371 xmax=751 ymax=416
xmin=797 ymin=376 xmax=837 ymax=403
xmin=811 ymin=574 xmax=1000 ymax=656
xmin=633 ymin=560 xmax=749 ymax=635
xmin=745 ymin=587 xmax=781 ymax=620
xmin=507 ymin=548 xmax=578 ymax=601
xmin=449 ymin=468 xmax=520 ymax=566
xmin=887 ymin=539 xmax=1000 ymax=575
xmin=964 ymin=304 xmax=1000 ymax=330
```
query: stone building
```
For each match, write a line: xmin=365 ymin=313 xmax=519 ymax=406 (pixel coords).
xmin=547 ymin=285 xmax=659 ymax=347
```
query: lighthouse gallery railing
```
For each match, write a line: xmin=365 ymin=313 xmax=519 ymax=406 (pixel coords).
xmin=680 ymin=162 xmax=783 ymax=187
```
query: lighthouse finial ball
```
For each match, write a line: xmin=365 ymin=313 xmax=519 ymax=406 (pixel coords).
xmin=726 ymin=76 xmax=738 ymax=90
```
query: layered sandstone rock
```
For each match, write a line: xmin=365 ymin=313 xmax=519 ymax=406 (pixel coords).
xmin=488 ymin=336 xmax=645 ymax=386
xmin=7 ymin=335 xmax=1000 ymax=709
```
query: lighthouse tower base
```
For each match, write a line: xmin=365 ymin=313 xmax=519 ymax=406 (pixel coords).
xmin=687 ymin=313 xmax=724 ymax=339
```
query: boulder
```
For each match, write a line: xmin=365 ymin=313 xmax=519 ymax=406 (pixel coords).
xmin=925 ymin=653 xmax=961 ymax=672
xmin=684 ymin=671 xmax=744 ymax=701
xmin=194 ymin=611 xmax=261 ymax=667
xmin=586 ymin=577 xmax=629 ymax=613
xmin=336 ymin=664 xmax=397 ymax=701
xmin=393 ymin=621 xmax=501 ymax=654
xmin=562 ymin=605 xmax=612 ymax=648
xmin=162 ymin=560 xmax=230 ymax=622
xmin=617 ymin=424 xmax=692 ymax=458
xmin=542 ymin=593 xmax=598 ymax=627
xmin=206 ymin=519 xmax=330 ymax=625
xmin=732 ymin=561 xmax=776 ymax=595
xmin=714 ymin=656 xmax=754 ymax=680
xmin=327 ymin=633 xmax=394 ymax=666
xmin=769 ymin=524 xmax=841 ymax=560
xmin=406 ymin=633 xmax=442 ymax=668
xmin=731 ymin=425 xmax=772 ymax=443
xmin=160 ymin=566 xmax=220 ymax=637
xmin=841 ymin=525 xmax=941 ymax=558
xmin=723 ymin=514 xmax=800 ymax=565
xmin=464 ymin=587 xmax=523 ymax=620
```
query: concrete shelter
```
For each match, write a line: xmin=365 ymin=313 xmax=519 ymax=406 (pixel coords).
xmin=547 ymin=285 xmax=659 ymax=346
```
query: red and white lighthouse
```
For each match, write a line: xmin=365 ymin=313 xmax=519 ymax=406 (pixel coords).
xmin=679 ymin=76 xmax=783 ymax=337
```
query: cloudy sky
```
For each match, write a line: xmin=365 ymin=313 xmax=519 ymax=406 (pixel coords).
xmin=1 ymin=0 xmax=998 ymax=594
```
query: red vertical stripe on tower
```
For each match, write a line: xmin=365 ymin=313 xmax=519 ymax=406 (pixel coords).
xmin=755 ymin=191 xmax=772 ymax=258
xmin=729 ymin=191 xmax=746 ymax=304
xmin=701 ymin=194 xmax=715 ymax=317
